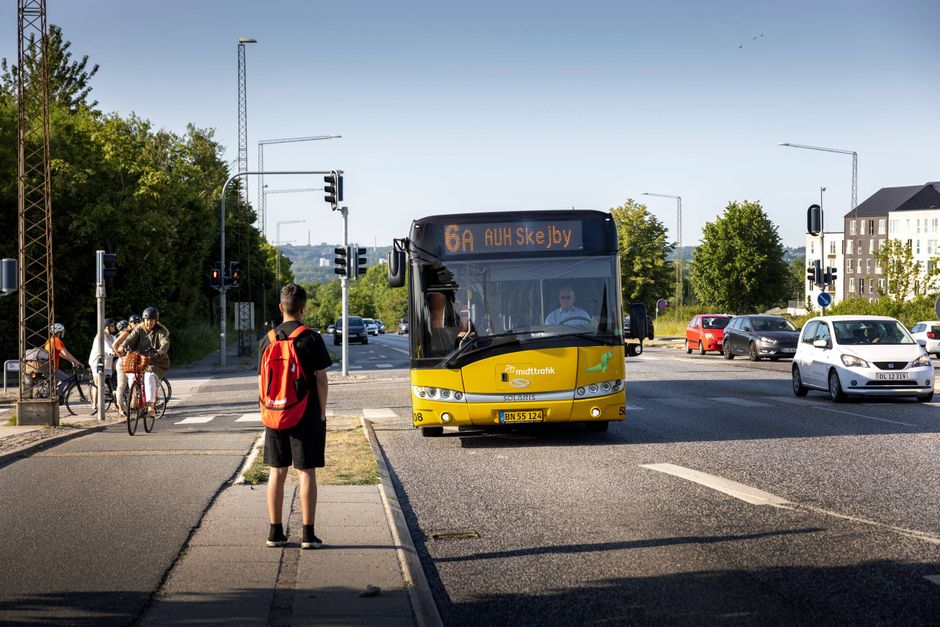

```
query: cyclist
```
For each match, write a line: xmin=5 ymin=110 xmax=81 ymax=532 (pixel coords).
xmin=88 ymin=318 xmax=117 ymax=399
xmin=45 ymin=323 xmax=83 ymax=399
xmin=113 ymin=320 xmax=130 ymax=415
xmin=113 ymin=307 xmax=170 ymax=419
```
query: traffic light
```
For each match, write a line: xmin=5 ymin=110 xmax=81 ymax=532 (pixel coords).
xmin=228 ymin=261 xmax=241 ymax=288
xmin=825 ymin=265 xmax=838 ymax=285
xmin=324 ymin=170 xmax=343 ymax=210
xmin=350 ymin=246 xmax=367 ymax=278
xmin=210 ymin=267 xmax=222 ymax=290
xmin=96 ymin=250 xmax=118 ymax=284
xmin=807 ymin=204 xmax=821 ymax=236
xmin=334 ymin=246 xmax=347 ymax=276
xmin=807 ymin=260 xmax=823 ymax=287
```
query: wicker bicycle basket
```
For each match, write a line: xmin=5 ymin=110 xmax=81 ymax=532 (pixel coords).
xmin=121 ymin=352 xmax=151 ymax=374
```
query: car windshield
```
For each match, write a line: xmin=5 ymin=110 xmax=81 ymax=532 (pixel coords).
xmin=702 ymin=317 xmax=730 ymax=329
xmin=833 ymin=320 xmax=915 ymax=345
xmin=751 ymin=317 xmax=796 ymax=332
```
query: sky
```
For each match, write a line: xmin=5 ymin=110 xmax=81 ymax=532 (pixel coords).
xmin=2 ymin=0 xmax=938 ymax=250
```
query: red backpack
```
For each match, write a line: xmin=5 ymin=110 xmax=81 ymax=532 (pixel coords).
xmin=259 ymin=326 xmax=309 ymax=430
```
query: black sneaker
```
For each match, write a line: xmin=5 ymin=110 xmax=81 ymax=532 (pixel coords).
xmin=266 ymin=529 xmax=288 ymax=547
xmin=301 ymin=532 xmax=322 ymax=550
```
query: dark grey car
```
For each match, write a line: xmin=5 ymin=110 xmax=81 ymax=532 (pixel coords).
xmin=723 ymin=315 xmax=799 ymax=361
xmin=334 ymin=316 xmax=369 ymax=345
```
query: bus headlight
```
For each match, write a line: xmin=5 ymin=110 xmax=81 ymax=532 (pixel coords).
xmin=413 ymin=386 xmax=467 ymax=403
xmin=576 ymin=380 xmax=624 ymax=400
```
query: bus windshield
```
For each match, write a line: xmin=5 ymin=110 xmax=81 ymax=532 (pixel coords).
xmin=413 ymin=255 xmax=620 ymax=360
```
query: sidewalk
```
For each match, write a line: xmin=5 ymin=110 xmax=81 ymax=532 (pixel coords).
xmin=142 ymin=480 xmax=420 ymax=626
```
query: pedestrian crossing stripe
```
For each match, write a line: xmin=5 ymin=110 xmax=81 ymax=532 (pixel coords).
xmin=235 ymin=412 xmax=262 ymax=423
xmin=363 ymin=408 xmax=398 ymax=419
xmin=174 ymin=416 xmax=215 ymax=425
xmin=376 ymin=363 xmax=393 ymax=368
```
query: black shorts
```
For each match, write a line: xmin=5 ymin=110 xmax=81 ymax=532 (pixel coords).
xmin=263 ymin=413 xmax=326 ymax=470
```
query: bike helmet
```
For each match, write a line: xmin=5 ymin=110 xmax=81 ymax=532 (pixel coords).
xmin=51 ymin=322 xmax=65 ymax=335
xmin=104 ymin=318 xmax=116 ymax=327
xmin=116 ymin=320 xmax=128 ymax=331
xmin=142 ymin=307 xmax=159 ymax=320
xmin=129 ymin=314 xmax=142 ymax=324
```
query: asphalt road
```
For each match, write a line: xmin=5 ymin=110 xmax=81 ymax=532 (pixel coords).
xmin=367 ymin=347 xmax=940 ymax=626
xmin=0 ymin=370 xmax=261 ymax=625
xmin=329 ymin=331 xmax=411 ymax=371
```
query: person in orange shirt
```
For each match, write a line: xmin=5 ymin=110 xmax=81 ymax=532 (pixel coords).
xmin=45 ymin=323 xmax=83 ymax=398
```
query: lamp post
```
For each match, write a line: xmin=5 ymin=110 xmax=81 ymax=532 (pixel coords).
xmin=642 ymin=192 xmax=683 ymax=308
xmin=275 ymin=219 xmax=306 ymax=280
xmin=779 ymin=142 xmax=857 ymax=211
xmin=236 ymin=37 xmax=257 ymax=204
xmin=258 ymin=135 xmax=340 ymax=239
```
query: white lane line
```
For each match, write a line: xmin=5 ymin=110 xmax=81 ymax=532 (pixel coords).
xmin=925 ymin=575 xmax=940 ymax=586
xmin=376 ymin=363 xmax=393 ymax=368
xmin=640 ymin=463 xmax=790 ymax=506
xmin=235 ymin=412 xmax=262 ymax=423
xmin=625 ymin=404 xmax=643 ymax=411
xmin=348 ymin=365 xmax=363 ymax=370
xmin=381 ymin=345 xmax=410 ymax=355
xmin=174 ymin=415 xmax=215 ymax=425
xmin=641 ymin=463 xmax=940 ymax=545
xmin=363 ymin=408 xmax=398 ymax=419
xmin=768 ymin=396 xmax=918 ymax=427
xmin=658 ymin=398 xmax=700 ymax=409
xmin=710 ymin=397 xmax=771 ymax=408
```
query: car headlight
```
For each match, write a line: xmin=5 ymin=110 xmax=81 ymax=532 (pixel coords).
xmin=704 ymin=333 xmax=715 ymax=340
xmin=759 ymin=337 xmax=777 ymax=344
xmin=912 ymin=354 xmax=931 ymax=368
xmin=841 ymin=354 xmax=870 ymax=368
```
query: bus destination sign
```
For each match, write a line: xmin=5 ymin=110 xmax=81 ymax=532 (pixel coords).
xmin=443 ymin=221 xmax=583 ymax=255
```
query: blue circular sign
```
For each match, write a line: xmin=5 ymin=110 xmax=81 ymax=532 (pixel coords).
xmin=817 ymin=292 xmax=832 ymax=308
xmin=656 ymin=298 xmax=667 ymax=310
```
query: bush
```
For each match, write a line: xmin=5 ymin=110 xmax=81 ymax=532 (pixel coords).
xmin=790 ymin=296 xmax=936 ymax=329
xmin=169 ymin=321 xmax=219 ymax=366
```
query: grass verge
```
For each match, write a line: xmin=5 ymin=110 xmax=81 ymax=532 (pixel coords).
xmin=239 ymin=414 xmax=379 ymax=486
xmin=3 ymin=414 xmax=15 ymax=427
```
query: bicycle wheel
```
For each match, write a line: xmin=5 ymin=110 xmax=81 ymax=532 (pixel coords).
xmin=65 ymin=379 xmax=95 ymax=416
xmin=144 ymin=383 xmax=162 ymax=433
xmin=126 ymin=382 xmax=142 ymax=436
xmin=86 ymin=382 xmax=115 ymax=414
xmin=157 ymin=378 xmax=171 ymax=419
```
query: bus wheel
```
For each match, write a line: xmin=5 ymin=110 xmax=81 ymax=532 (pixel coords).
xmin=421 ymin=426 xmax=444 ymax=437
xmin=585 ymin=421 xmax=608 ymax=433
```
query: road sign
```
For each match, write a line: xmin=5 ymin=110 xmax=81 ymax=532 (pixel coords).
xmin=817 ymin=292 xmax=832 ymax=308
xmin=656 ymin=298 xmax=667 ymax=310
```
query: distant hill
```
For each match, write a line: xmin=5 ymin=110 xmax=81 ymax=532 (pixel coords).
xmin=281 ymin=244 xmax=393 ymax=285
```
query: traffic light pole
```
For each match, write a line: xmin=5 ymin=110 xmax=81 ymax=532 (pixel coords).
xmin=218 ymin=170 xmax=335 ymax=367
xmin=340 ymin=206 xmax=349 ymax=377
xmin=819 ymin=187 xmax=826 ymax=315
xmin=94 ymin=251 xmax=106 ymax=422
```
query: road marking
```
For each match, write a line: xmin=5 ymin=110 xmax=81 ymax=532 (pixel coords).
xmin=641 ymin=463 xmax=940 ymax=545
xmin=348 ymin=365 xmax=363 ymax=370
xmin=363 ymin=408 xmax=398 ymax=419
xmin=640 ymin=463 xmax=790 ymax=506
xmin=174 ymin=415 xmax=215 ymax=425
xmin=376 ymin=363 xmax=394 ymax=368
xmin=768 ymin=396 xmax=918 ymax=427
xmin=925 ymin=575 xmax=940 ymax=586
xmin=710 ymin=397 xmax=771 ymax=408
xmin=658 ymin=398 xmax=700 ymax=409
xmin=381 ymin=345 xmax=410 ymax=355
xmin=235 ymin=412 xmax=262 ymax=423
xmin=625 ymin=404 xmax=643 ymax=411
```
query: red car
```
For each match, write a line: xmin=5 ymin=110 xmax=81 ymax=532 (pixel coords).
xmin=685 ymin=314 xmax=732 ymax=355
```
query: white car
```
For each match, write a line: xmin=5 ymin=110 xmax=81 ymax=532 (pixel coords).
xmin=909 ymin=320 xmax=940 ymax=357
xmin=792 ymin=315 xmax=934 ymax=403
xmin=362 ymin=318 xmax=379 ymax=336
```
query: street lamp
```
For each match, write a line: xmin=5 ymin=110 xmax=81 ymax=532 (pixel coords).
xmin=642 ymin=192 xmax=683 ymax=308
xmin=258 ymin=135 xmax=341 ymax=239
xmin=276 ymin=219 xmax=306 ymax=280
xmin=236 ymin=37 xmax=257 ymax=203
xmin=779 ymin=142 xmax=857 ymax=211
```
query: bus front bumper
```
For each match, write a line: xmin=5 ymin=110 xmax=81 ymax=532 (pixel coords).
xmin=411 ymin=392 xmax=626 ymax=429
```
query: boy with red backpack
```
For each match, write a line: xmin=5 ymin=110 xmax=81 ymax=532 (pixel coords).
xmin=258 ymin=283 xmax=332 ymax=549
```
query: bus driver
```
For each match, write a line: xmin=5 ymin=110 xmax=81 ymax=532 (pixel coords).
xmin=544 ymin=286 xmax=592 ymax=327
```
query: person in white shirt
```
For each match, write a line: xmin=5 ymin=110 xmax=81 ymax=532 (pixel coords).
xmin=544 ymin=286 xmax=592 ymax=327
xmin=88 ymin=318 xmax=117 ymax=397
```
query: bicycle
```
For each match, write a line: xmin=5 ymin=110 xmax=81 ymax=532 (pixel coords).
xmin=122 ymin=353 xmax=164 ymax=435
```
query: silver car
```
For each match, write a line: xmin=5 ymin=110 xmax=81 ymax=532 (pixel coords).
xmin=910 ymin=321 xmax=940 ymax=357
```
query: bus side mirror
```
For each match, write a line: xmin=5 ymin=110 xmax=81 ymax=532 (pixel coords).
xmin=627 ymin=303 xmax=648 ymax=340
xmin=387 ymin=245 xmax=405 ymax=288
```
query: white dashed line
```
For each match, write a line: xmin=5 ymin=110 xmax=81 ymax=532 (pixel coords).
xmin=710 ymin=397 xmax=771 ymax=408
xmin=925 ymin=575 xmax=940 ymax=586
xmin=625 ymin=405 xmax=643 ymax=411
xmin=768 ymin=396 xmax=918 ymax=427
xmin=376 ymin=363 xmax=393 ymax=368
xmin=235 ymin=412 xmax=262 ymax=423
xmin=362 ymin=408 xmax=398 ymax=419
xmin=174 ymin=415 xmax=215 ymax=425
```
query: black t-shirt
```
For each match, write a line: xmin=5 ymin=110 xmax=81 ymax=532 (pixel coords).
xmin=258 ymin=321 xmax=332 ymax=420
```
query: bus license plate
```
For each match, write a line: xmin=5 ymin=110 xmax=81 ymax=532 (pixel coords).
xmin=876 ymin=372 xmax=908 ymax=380
xmin=500 ymin=410 xmax=543 ymax=423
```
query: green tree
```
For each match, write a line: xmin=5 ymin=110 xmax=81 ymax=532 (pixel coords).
xmin=875 ymin=239 xmax=935 ymax=299
xmin=610 ymin=198 xmax=674 ymax=310
xmin=785 ymin=257 xmax=806 ymax=305
xmin=690 ymin=200 xmax=789 ymax=312
xmin=1 ymin=24 xmax=100 ymax=111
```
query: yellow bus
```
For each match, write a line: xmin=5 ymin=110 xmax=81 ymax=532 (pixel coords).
xmin=387 ymin=210 xmax=628 ymax=436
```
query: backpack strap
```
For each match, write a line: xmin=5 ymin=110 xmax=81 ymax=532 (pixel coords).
xmin=267 ymin=329 xmax=277 ymax=344
xmin=287 ymin=325 xmax=308 ymax=340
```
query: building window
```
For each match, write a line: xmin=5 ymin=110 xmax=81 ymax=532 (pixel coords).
xmin=858 ymin=259 xmax=863 ymax=274
xmin=933 ymin=218 xmax=938 ymax=233
xmin=868 ymin=220 xmax=875 ymax=235
xmin=859 ymin=278 xmax=865 ymax=294
xmin=849 ymin=279 xmax=855 ymax=293
xmin=890 ymin=219 xmax=899 ymax=234
xmin=916 ymin=240 xmax=921 ymax=254
xmin=846 ymin=240 xmax=853 ymax=255
xmin=916 ymin=219 xmax=922 ymax=234
xmin=829 ymin=240 xmax=836 ymax=255
xmin=929 ymin=240 xmax=937 ymax=255
xmin=869 ymin=279 xmax=875 ymax=294
xmin=850 ymin=221 xmax=857 ymax=236
xmin=878 ymin=219 xmax=886 ymax=234
xmin=878 ymin=278 xmax=886 ymax=292
xmin=869 ymin=239 xmax=875 ymax=254
xmin=866 ymin=258 xmax=872 ymax=273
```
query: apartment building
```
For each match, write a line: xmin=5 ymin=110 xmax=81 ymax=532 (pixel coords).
xmin=888 ymin=206 xmax=940 ymax=293
xmin=804 ymin=231 xmax=844 ymax=309
xmin=843 ymin=182 xmax=940 ymax=302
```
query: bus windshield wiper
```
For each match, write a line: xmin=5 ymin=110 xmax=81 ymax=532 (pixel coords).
xmin=441 ymin=331 xmax=526 ymax=368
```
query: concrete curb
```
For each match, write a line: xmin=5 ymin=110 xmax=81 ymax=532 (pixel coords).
xmin=0 ymin=423 xmax=109 ymax=470
xmin=361 ymin=416 xmax=443 ymax=627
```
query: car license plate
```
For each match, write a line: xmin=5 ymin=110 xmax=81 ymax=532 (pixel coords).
xmin=876 ymin=372 xmax=908 ymax=380
xmin=781 ymin=348 xmax=796 ymax=353
xmin=499 ymin=410 xmax=543 ymax=423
